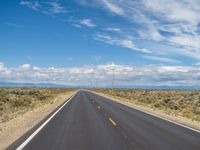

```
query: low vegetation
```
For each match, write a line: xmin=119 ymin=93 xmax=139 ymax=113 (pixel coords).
xmin=91 ymin=88 xmax=200 ymax=122
xmin=0 ymin=88 xmax=76 ymax=123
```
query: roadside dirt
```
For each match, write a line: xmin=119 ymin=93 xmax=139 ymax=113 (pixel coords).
xmin=93 ymin=91 xmax=200 ymax=131
xmin=0 ymin=91 xmax=75 ymax=150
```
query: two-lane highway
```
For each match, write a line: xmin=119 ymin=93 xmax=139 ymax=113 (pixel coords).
xmin=10 ymin=90 xmax=200 ymax=150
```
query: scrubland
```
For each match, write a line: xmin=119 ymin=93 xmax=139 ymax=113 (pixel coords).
xmin=91 ymin=88 xmax=200 ymax=122
xmin=0 ymin=88 xmax=76 ymax=123
xmin=0 ymin=87 xmax=76 ymax=149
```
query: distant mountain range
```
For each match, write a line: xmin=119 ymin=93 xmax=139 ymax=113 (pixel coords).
xmin=106 ymin=85 xmax=200 ymax=90
xmin=0 ymin=81 xmax=200 ymax=89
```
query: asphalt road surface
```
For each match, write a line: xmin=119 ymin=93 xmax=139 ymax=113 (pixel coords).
xmin=11 ymin=90 xmax=200 ymax=150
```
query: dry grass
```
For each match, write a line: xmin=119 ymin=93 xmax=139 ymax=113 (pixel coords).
xmin=0 ymin=87 xmax=77 ymax=123
xmin=0 ymin=87 xmax=77 ymax=149
xmin=91 ymin=88 xmax=200 ymax=122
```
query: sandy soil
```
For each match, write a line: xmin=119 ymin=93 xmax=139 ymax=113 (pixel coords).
xmin=93 ymin=91 xmax=200 ymax=131
xmin=0 ymin=91 xmax=75 ymax=150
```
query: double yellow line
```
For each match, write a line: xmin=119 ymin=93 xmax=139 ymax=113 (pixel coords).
xmin=97 ymin=105 xmax=101 ymax=109
xmin=108 ymin=117 xmax=117 ymax=126
xmin=94 ymin=102 xmax=117 ymax=127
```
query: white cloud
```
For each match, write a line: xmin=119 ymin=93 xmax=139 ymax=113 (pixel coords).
xmin=20 ymin=1 xmax=67 ymax=14
xmin=81 ymin=0 xmax=200 ymax=60
xmin=1 ymin=62 xmax=200 ymax=86
xmin=101 ymin=0 xmax=124 ymax=15
xmin=79 ymin=19 xmax=96 ymax=27
xmin=20 ymin=0 xmax=200 ymax=61
xmin=142 ymin=0 xmax=200 ymax=25
xmin=94 ymin=33 xmax=152 ymax=53
xmin=168 ymin=35 xmax=200 ymax=50
xmin=106 ymin=27 xmax=121 ymax=32
xmin=143 ymin=55 xmax=179 ymax=63
xmin=0 ymin=62 xmax=12 ymax=77
xmin=20 ymin=1 xmax=40 ymax=11
xmin=138 ymin=25 xmax=164 ymax=41
xmin=5 ymin=22 xmax=24 ymax=28
xmin=19 ymin=64 xmax=31 ymax=70
xmin=95 ymin=33 xmax=134 ymax=48
xmin=44 ymin=2 xmax=67 ymax=14
xmin=0 ymin=63 xmax=5 ymax=71
xmin=120 ymin=39 xmax=135 ymax=49
xmin=71 ymin=23 xmax=82 ymax=28
xmin=194 ymin=62 xmax=200 ymax=66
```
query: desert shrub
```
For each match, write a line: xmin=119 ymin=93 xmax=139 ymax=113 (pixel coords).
xmin=0 ymin=87 xmax=77 ymax=122
xmin=28 ymin=89 xmax=41 ymax=96
xmin=91 ymin=88 xmax=200 ymax=122
xmin=193 ymin=100 xmax=200 ymax=114
xmin=13 ymin=99 xmax=29 ymax=107
xmin=154 ymin=102 xmax=161 ymax=108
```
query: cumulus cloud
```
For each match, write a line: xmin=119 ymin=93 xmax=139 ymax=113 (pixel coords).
xmin=1 ymin=62 xmax=200 ymax=86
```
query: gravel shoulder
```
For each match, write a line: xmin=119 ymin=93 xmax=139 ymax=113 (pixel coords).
xmin=0 ymin=91 xmax=75 ymax=150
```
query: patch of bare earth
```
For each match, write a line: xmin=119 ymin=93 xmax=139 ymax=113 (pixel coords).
xmin=0 ymin=91 xmax=75 ymax=150
xmin=93 ymin=91 xmax=200 ymax=131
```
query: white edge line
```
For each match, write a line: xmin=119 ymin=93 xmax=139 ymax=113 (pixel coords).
xmin=16 ymin=90 xmax=79 ymax=150
xmin=89 ymin=90 xmax=200 ymax=134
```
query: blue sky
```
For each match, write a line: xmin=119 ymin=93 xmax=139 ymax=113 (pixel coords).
xmin=0 ymin=0 xmax=200 ymax=86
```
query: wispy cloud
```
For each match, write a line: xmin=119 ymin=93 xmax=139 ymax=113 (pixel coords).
xmin=69 ymin=18 xmax=96 ymax=28
xmin=143 ymin=55 xmax=179 ymax=63
xmin=20 ymin=1 xmax=67 ymax=14
xmin=43 ymin=2 xmax=67 ymax=14
xmin=94 ymin=33 xmax=152 ymax=53
xmin=79 ymin=19 xmax=96 ymax=27
xmin=20 ymin=1 xmax=40 ymax=11
xmin=18 ymin=0 xmax=200 ymax=65
xmin=101 ymin=0 xmax=124 ymax=15
xmin=5 ymin=22 xmax=24 ymax=28
xmin=78 ymin=0 xmax=200 ymax=61
xmin=105 ymin=27 xmax=121 ymax=32
xmin=71 ymin=23 xmax=82 ymax=28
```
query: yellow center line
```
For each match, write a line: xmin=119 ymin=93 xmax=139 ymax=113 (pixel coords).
xmin=108 ymin=117 xmax=117 ymax=126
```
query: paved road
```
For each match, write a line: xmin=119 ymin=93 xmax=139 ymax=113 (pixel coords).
xmin=11 ymin=90 xmax=200 ymax=150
